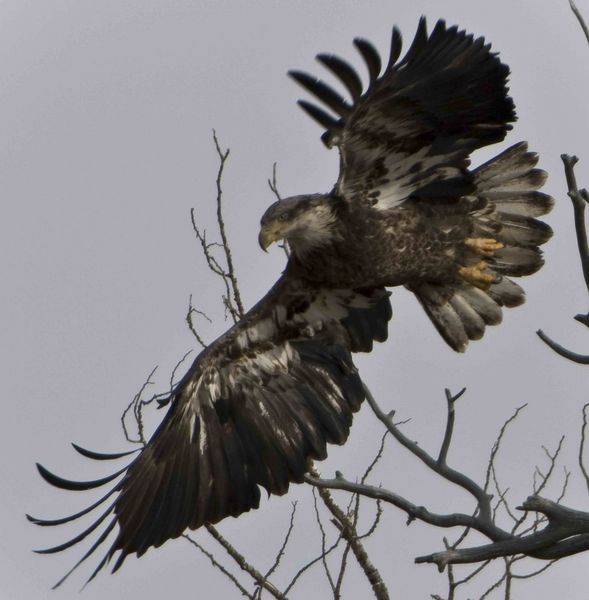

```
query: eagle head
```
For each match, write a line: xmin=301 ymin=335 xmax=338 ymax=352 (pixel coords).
xmin=258 ymin=194 xmax=338 ymax=254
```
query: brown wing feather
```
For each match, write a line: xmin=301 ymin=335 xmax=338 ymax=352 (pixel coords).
xmin=290 ymin=18 xmax=516 ymax=209
xmin=29 ymin=276 xmax=391 ymax=585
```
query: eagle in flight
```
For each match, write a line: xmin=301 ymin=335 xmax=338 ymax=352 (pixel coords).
xmin=31 ymin=18 xmax=553 ymax=585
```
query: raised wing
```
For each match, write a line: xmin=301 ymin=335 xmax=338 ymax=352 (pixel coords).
xmin=29 ymin=276 xmax=391 ymax=586
xmin=290 ymin=18 xmax=516 ymax=209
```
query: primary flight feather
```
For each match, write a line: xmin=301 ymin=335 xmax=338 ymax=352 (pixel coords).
xmin=31 ymin=18 xmax=552 ymax=585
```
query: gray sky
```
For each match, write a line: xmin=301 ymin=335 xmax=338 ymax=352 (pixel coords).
xmin=3 ymin=1 xmax=589 ymax=598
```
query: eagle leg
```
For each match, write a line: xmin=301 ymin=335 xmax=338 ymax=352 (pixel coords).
xmin=464 ymin=237 xmax=504 ymax=257
xmin=458 ymin=261 xmax=499 ymax=290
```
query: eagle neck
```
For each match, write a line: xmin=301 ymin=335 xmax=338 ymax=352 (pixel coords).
xmin=286 ymin=195 xmax=341 ymax=260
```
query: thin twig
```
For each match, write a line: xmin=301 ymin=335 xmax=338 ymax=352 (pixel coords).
xmin=477 ymin=568 xmax=507 ymax=600
xmin=438 ymin=388 xmax=466 ymax=467
xmin=570 ymin=0 xmax=589 ymax=46
xmin=308 ymin=466 xmax=390 ymax=600
xmin=361 ymin=430 xmax=390 ymax=484
xmin=581 ymin=403 xmax=589 ymax=494
xmin=205 ymin=524 xmax=287 ymax=600
xmin=268 ymin=162 xmax=282 ymax=201
xmin=190 ymin=208 xmax=239 ymax=322
xmin=535 ymin=438 xmax=565 ymax=496
xmin=311 ymin=487 xmax=337 ymax=594
xmin=212 ymin=130 xmax=244 ymax=319
xmin=511 ymin=559 xmax=558 ymax=580
xmin=453 ymin=559 xmax=492 ymax=587
xmin=334 ymin=534 xmax=352 ymax=599
xmin=538 ymin=153 xmax=589 ymax=351
xmin=556 ymin=468 xmax=571 ymax=504
xmin=484 ymin=404 xmax=528 ymax=493
xmin=262 ymin=502 xmax=298 ymax=583
xmin=183 ymin=534 xmax=255 ymax=599
xmin=168 ymin=349 xmax=194 ymax=392
xmin=536 ymin=330 xmax=589 ymax=364
xmin=562 ymin=154 xmax=589 ymax=291
xmin=283 ymin=536 xmax=343 ymax=596
xmin=186 ymin=294 xmax=211 ymax=350
xmin=358 ymin=500 xmax=384 ymax=541
xmin=121 ymin=366 xmax=158 ymax=445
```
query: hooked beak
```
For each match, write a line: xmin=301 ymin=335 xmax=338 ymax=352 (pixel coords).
xmin=258 ymin=226 xmax=281 ymax=252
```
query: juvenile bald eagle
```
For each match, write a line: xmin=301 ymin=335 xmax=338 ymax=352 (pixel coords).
xmin=30 ymin=18 xmax=552 ymax=585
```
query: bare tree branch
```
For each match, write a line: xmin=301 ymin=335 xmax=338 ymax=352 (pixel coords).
xmin=580 ymin=403 xmax=589 ymax=494
xmin=283 ymin=534 xmax=343 ymax=596
xmin=538 ymin=154 xmax=589 ymax=352
xmin=212 ymin=130 xmax=244 ymax=319
xmin=205 ymin=524 xmax=288 ymax=600
xmin=268 ymin=162 xmax=282 ymax=201
xmin=260 ymin=502 xmax=298 ymax=585
xmin=483 ymin=404 xmax=528 ymax=494
xmin=417 ymin=496 xmax=589 ymax=570
xmin=307 ymin=466 xmax=390 ymax=600
xmin=537 ymin=329 xmax=589 ymax=363
xmin=307 ymin=382 xmax=589 ymax=577
xmin=361 ymin=386 xmax=499 ymax=533
xmin=311 ymin=487 xmax=337 ymax=596
xmin=189 ymin=132 xmax=245 ymax=323
xmin=570 ymin=0 xmax=589 ymax=46
xmin=477 ymin=568 xmax=507 ymax=600
xmin=183 ymin=534 xmax=256 ymax=599
xmin=438 ymin=388 xmax=466 ymax=467
xmin=120 ymin=366 xmax=159 ymax=445
xmin=186 ymin=294 xmax=211 ymax=349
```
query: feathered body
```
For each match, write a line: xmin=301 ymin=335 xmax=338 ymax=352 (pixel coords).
xmin=260 ymin=19 xmax=552 ymax=350
xmin=31 ymin=18 xmax=552 ymax=585
xmin=265 ymin=143 xmax=551 ymax=351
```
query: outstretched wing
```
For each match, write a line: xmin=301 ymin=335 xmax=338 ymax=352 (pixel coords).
xmin=29 ymin=276 xmax=391 ymax=586
xmin=290 ymin=18 xmax=516 ymax=209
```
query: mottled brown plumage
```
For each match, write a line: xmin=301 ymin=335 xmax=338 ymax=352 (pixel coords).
xmin=261 ymin=19 xmax=553 ymax=351
xmin=262 ymin=142 xmax=552 ymax=352
xmin=31 ymin=18 xmax=552 ymax=586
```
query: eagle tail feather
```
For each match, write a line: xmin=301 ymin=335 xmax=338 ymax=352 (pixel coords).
xmin=409 ymin=142 xmax=553 ymax=352
xmin=472 ymin=142 xmax=553 ymax=277
xmin=408 ymin=281 xmax=506 ymax=352
xmin=472 ymin=142 xmax=553 ymax=288
xmin=409 ymin=273 xmax=532 ymax=352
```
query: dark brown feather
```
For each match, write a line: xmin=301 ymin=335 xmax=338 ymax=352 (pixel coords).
xmin=31 ymin=278 xmax=391 ymax=585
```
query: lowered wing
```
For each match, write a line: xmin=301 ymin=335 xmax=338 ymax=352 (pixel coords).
xmin=290 ymin=18 xmax=516 ymax=209
xmin=29 ymin=276 xmax=391 ymax=586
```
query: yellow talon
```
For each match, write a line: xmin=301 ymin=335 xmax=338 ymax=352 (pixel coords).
xmin=459 ymin=261 xmax=497 ymax=289
xmin=465 ymin=237 xmax=504 ymax=257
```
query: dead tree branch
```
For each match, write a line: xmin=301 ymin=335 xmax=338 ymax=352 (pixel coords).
xmin=212 ymin=131 xmax=244 ymax=319
xmin=307 ymin=465 xmax=390 ymax=600
xmin=537 ymin=0 xmax=589 ymax=351
xmin=257 ymin=502 xmax=298 ymax=593
xmin=308 ymin=385 xmax=589 ymax=574
xmin=186 ymin=294 xmax=211 ymax=349
xmin=203 ymin=525 xmax=288 ymax=600
xmin=268 ymin=162 xmax=282 ymax=201
xmin=183 ymin=534 xmax=256 ymax=599
xmin=570 ymin=0 xmax=589 ymax=45
xmin=190 ymin=131 xmax=244 ymax=324
xmin=537 ymin=154 xmax=589 ymax=358
xmin=580 ymin=403 xmax=589 ymax=494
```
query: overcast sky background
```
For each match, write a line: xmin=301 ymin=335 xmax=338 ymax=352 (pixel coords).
xmin=3 ymin=1 xmax=589 ymax=598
